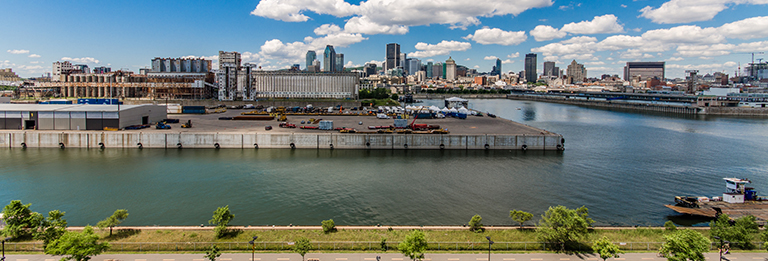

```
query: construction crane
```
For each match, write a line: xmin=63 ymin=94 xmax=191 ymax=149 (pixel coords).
xmin=734 ymin=52 xmax=764 ymax=78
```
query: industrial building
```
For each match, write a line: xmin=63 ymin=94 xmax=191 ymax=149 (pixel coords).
xmin=252 ymin=71 xmax=358 ymax=99
xmin=0 ymin=104 xmax=166 ymax=130
xmin=624 ymin=62 xmax=665 ymax=81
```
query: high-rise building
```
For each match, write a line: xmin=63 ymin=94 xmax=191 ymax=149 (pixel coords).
xmin=335 ymin=53 xmax=344 ymax=72
xmin=543 ymin=61 xmax=557 ymax=77
xmin=218 ymin=51 xmax=241 ymax=70
xmin=623 ymin=62 xmax=665 ymax=81
xmin=386 ymin=43 xmax=400 ymax=71
xmin=492 ymin=58 xmax=502 ymax=76
xmin=52 ymin=61 xmax=73 ymax=82
xmin=426 ymin=62 xmax=433 ymax=78
xmin=525 ymin=53 xmax=537 ymax=83
xmin=445 ymin=57 xmax=457 ymax=81
xmin=305 ymin=51 xmax=316 ymax=70
xmin=399 ymin=53 xmax=407 ymax=68
xmin=432 ymin=63 xmax=443 ymax=79
xmin=324 ymin=45 xmax=336 ymax=72
xmin=364 ymin=63 xmax=377 ymax=77
xmin=566 ymin=60 xmax=587 ymax=83
xmin=405 ymin=58 xmax=421 ymax=75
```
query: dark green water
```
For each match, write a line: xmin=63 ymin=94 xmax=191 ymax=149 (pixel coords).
xmin=1 ymin=99 xmax=767 ymax=227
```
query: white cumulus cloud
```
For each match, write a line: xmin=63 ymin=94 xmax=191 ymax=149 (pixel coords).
xmin=719 ymin=16 xmax=768 ymax=39
xmin=560 ymin=14 xmax=624 ymax=35
xmin=28 ymin=54 xmax=41 ymax=58
xmin=484 ymin=56 xmax=499 ymax=60
xmin=314 ymin=24 xmax=342 ymax=35
xmin=530 ymin=25 xmax=567 ymax=41
xmin=464 ymin=28 xmax=527 ymax=45
xmin=408 ymin=40 xmax=472 ymax=58
xmin=251 ymin=0 xmax=553 ymax=34
xmin=62 ymin=57 xmax=100 ymax=64
xmin=507 ymin=52 xmax=520 ymax=58
xmin=530 ymin=14 xmax=623 ymax=41
xmin=639 ymin=0 xmax=768 ymax=24
xmin=7 ymin=49 xmax=29 ymax=54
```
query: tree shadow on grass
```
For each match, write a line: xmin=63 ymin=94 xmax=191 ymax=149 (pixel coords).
xmin=104 ymin=229 xmax=141 ymax=240
xmin=221 ymin=228 xmax=243 ymax=239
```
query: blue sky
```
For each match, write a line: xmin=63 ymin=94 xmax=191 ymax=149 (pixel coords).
xmin=2 ymin=0 xmax=768 ymax=79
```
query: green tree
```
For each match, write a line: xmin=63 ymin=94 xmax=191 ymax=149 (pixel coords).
xmin=710 ymin=214 xmax=759 ymax=249
xmin=96 ymin=209 xmax=128 ymax=236
xmin=34 ymin=210 xmax=68 ymax=250
xmin=293 ymin=237 xmax=312 ymax=261
xmin=209 ymin=205 xmax=234 ymax=238
xmin=592 ymin=236 xmax=623 ymax=261
xmin=659 ymin=229 xmax=710 ymax=261
xmin=2 ymin=200 xmax=43 ymax=239
xmin=45 ymin=226 xmax=109 ymax=261
xmin=398 ymin=230 xmax=427 ymax=261
xmin=510 ymin=210 xmax=533 ymax=228
xmin=468 ymin=215 xmax=483 ymax=232
xmin=536 ymin=205 xmax=594 ymax=251
xmin=664 ymin=221 xmax=677 ymax=231
xmin=321 ymin=219 xmax=336 ymax=234
xmin=380 ymin=238 xmax=388 ymax=251
xmin=759 ymin=230 xmax=768 ymax=250
xmin=204 ymin=245 xmax=221 ymax=261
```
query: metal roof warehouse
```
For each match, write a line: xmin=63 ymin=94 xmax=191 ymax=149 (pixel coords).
xmin=0 ymin=104 xmax=166 ymax=130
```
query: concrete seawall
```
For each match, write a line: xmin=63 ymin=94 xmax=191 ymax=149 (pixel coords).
xmin=0 ymin=131 xmax=564 ymax=150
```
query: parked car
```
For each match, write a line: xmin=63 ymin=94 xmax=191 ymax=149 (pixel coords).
xmin=265 ymin=125 xmax=272 ymax=130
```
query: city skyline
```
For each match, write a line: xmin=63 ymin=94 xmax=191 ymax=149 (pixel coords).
xmin=2 ymin=0 xmax=768 ymax=78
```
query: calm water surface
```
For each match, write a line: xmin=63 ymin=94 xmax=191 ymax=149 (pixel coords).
xmin=1 ymin=99 xmax=767 ymax=227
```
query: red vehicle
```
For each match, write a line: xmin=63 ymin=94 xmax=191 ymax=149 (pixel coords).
xmin=301 ymin=126 xmax=319 ymax=129
xmin=279 ymin=122 xmax=296 ymax=128
xmin=265 ymin=126 xmax=273 ymax=130
xmin=408 ymin=118 xmax=439 ymax=131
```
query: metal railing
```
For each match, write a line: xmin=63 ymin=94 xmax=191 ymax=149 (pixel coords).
xmin=4 ymin=241 xmax=763 ymax=252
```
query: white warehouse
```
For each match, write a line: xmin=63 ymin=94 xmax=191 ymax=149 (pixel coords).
xmin=252 ymin=71 xmax=359 ymax=99
xmin=0 ymin=104 xmax=167 ymax=130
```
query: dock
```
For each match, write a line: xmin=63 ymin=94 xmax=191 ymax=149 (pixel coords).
xmin=665 ymin=201 xmax=768 ymax=220
xmin=0 ymin=109 xmax=564 ymax=150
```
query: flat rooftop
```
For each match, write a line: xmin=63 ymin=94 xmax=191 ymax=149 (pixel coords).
xmin=134 ymin=109 xmax=554 ymax=136
xmin=0 ymin=104 xmax=151 ymax=112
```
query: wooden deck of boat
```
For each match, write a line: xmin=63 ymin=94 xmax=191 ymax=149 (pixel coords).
xmin=665 ymin=201 xmax=768 ymax=220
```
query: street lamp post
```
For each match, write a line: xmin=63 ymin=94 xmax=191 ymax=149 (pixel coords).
xmin=485 ymin=236 xmax=493 ymax=261
xmin=713 ymin=236 xmax=729 ymax=261
xmin=2 ymin=237 xmax=13 ymax=261
xmin=248 ymin=236 xmax=258 ymax=261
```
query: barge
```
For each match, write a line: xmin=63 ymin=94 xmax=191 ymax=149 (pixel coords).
xmin=665 ymin=178 xmax=768 ymax=220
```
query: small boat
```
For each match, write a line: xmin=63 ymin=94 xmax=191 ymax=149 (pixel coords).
xmin=665 ymin=178 xmax=768 ymax=221
xmin=487 ymin=113 xmax=496 ymax=118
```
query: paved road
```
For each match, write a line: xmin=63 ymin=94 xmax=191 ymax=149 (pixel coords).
xmin=5 ymin=252 xmax=766 ymax=261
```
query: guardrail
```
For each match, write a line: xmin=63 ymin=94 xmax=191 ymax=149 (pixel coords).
xmin=3 ymin=241 xmax=763 ymax=252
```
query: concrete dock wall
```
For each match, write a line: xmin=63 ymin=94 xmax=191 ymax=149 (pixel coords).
xmin=0 ymin=131 xmax=564 ymax=150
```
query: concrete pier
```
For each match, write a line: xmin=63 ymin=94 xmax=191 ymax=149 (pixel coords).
xmin=0 ymin=131 xmax=563 ymax=150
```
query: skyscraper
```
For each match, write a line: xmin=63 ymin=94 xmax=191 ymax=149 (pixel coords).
xmin=335 ymin=53 xmax=344 ymax=72
xmin=566 ymin=60 xmax=587 ymax=83
xmin=386 ymin=43 xmax=400 ymax=71
xmin=306 ymin=50 xmax=316 ymax=70
xmin=525 ymin=53 xmax=537 ymax=83
xmin=324 ymin=45 xmax=336 ymax=72
xmin=426 ymin=62 xmax=433 ymax=78
xmin=445 ymin=57 xmax=457 ymax=81
xmin=432 ymin=62 xmax=443 ymax=79
xmin=493 ymin=58 xmax=502 ymax=76
xmin=543 ymin=61 xmax=556 ymax=77
xmin=399 ymin=53 xmax=407 ymax=68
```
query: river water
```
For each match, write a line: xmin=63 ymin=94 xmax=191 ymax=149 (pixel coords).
xmin=1 ymin=99 xmax=767 ymax=227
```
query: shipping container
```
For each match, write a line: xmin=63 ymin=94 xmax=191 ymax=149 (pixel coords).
xmin=318 ymin=120 xmax=333 ymax=130
xmin=182 ymin=106 xmax=206 ymax=114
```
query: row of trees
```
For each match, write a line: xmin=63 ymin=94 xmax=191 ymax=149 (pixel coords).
xmin=2 ymin=200 xmax=128 ymax=261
